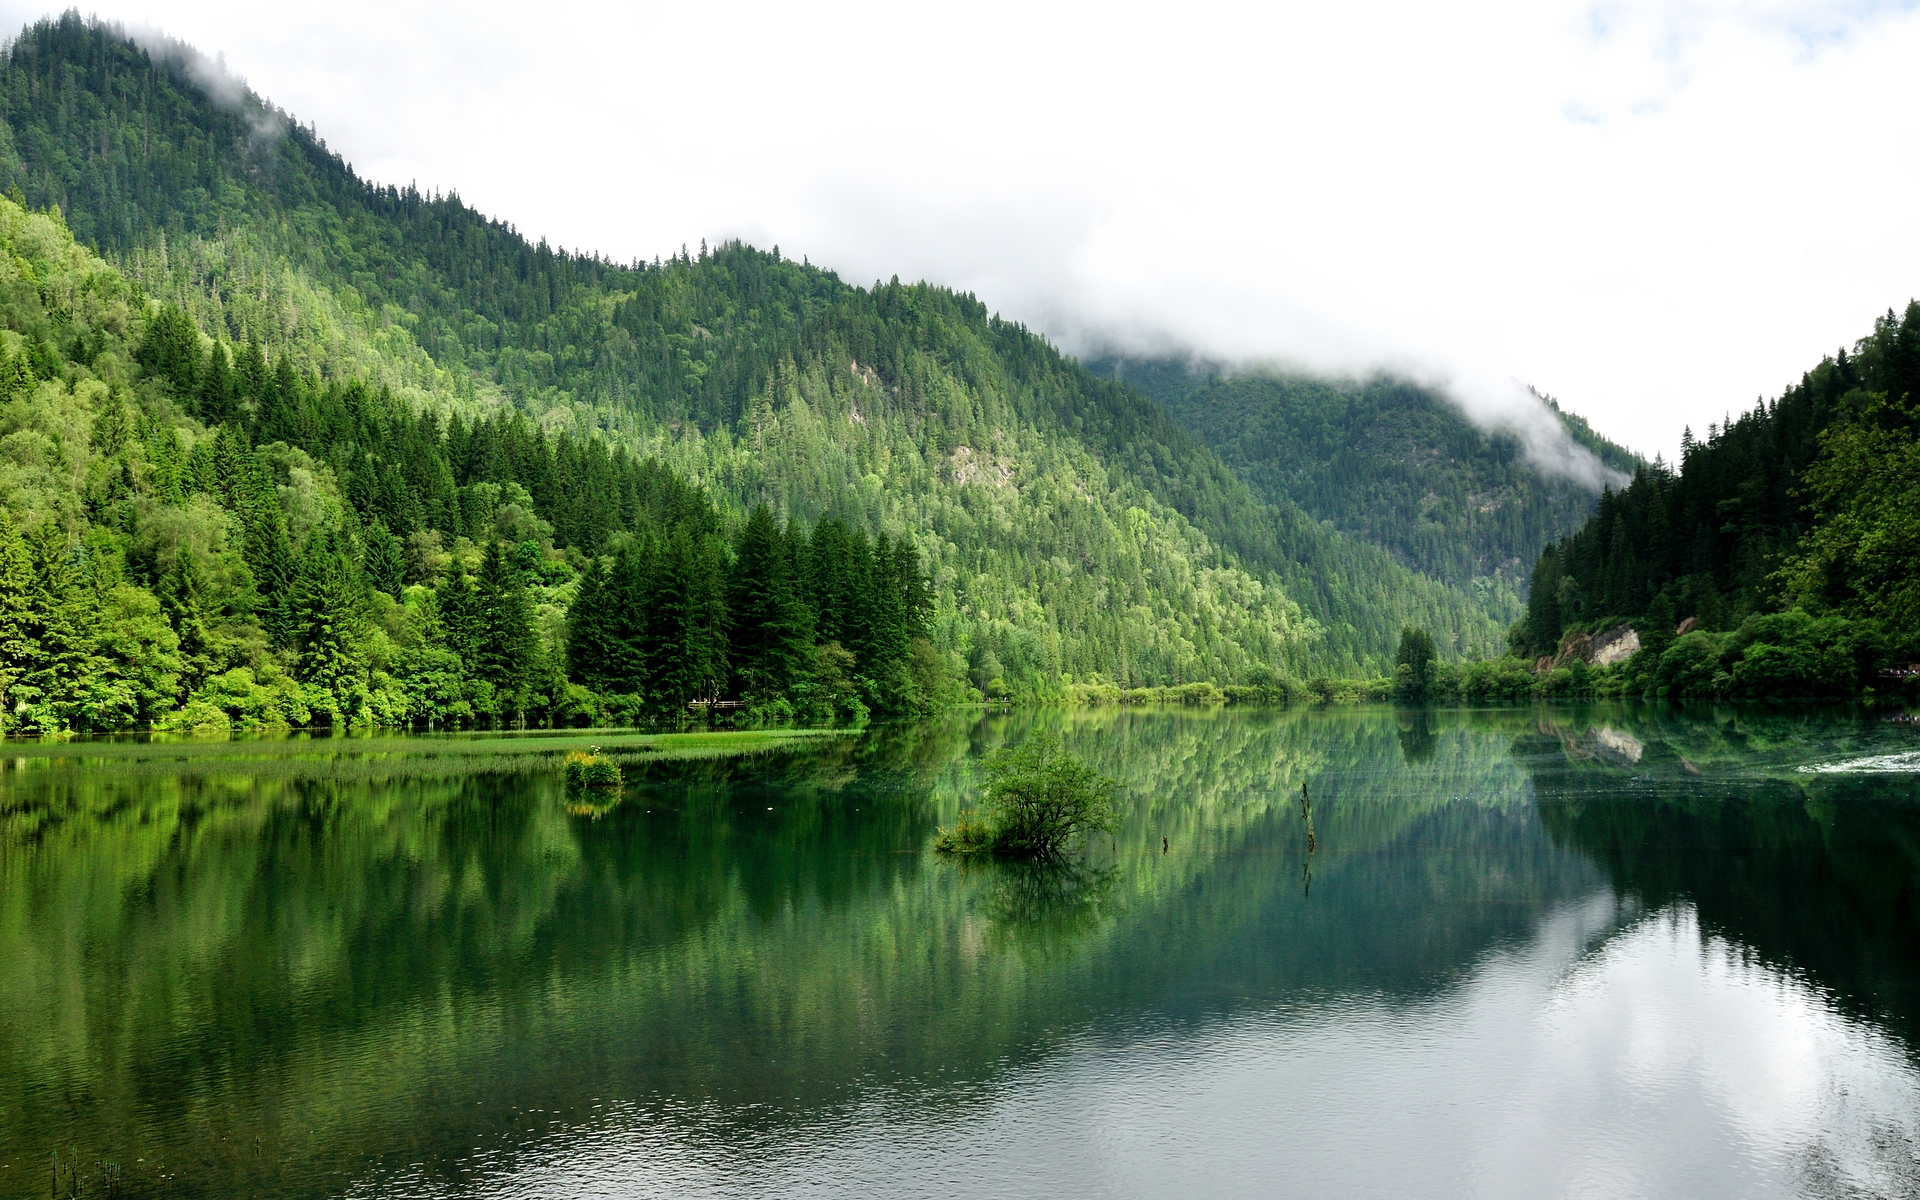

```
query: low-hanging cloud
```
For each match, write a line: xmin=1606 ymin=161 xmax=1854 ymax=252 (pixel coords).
xmin=767 ymin=175 xmax=1629 ymax=488
xmin=120 ymin=20 xmax=286 ymax=148
xmin=9 ymin=0 xmax=1918 ymax=467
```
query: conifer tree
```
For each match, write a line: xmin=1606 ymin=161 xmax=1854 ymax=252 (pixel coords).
xmin=565 ymin=556 xmax=620 ymax=693
xmin=642 ymin=532 xmax=694 ymax=716
xmin=362 ymin=522 xmax=406 ymax=599
xmin=804 ymin=518 xmax=856 ymax=650
xmin=259 ymin=354 xmax=302 ymax=443
xmin=0 ymin=512 xmax=35 ymax=723
xmin=22 ymin=524 xmax=101 ymax=728
xmin=436 ymin=566 xmax=482 ymax=665
xmin=604 ymin=539 xmax=652 ymax=694
xmin=158 ymin=548 xmax=215 ymax=695
xmin=0 ymin=343 xmax=35 ymax=401
xmin=728 ymin=504 xmax=808 ymax=703
xmin=133 ymin=304 xmax=200 ymax=399
xmin=1393 ymin=625 xmax=1438 ymax=699
xmin=235 ymin=337 xmax=268 ymax=408
xmin=476 ymin=539 xmax=537 ymax=711
xmin=684 ymin=534 xmax=731 ymax=711
xmin=864 ymin=532 xmax=909 ymax=670
xmin=90 ymin=383 xmax=130 ymax=457
xmin=199 ymin=340 xmax=236 ymax=426
xmin=289 ymin=526 xmax=367 ymax=700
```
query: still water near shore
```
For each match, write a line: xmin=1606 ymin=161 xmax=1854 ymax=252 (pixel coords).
xmin=2 ymin=706 xmax=1917 ymax=1199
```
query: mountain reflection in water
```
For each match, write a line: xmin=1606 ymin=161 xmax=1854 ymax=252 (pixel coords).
xmin=1 ymin=707 xmax=1915 ymax=1199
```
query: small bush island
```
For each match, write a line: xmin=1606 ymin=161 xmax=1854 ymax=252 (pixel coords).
xmin=564 ymin=748 xmax=622 ymax=790
xmin=935 ymin=732 xmax=1119 ymax=860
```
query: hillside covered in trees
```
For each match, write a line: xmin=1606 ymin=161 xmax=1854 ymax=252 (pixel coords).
xmin=0 ymin=197 xmax=945 ymax=731
xmin=1438 ymin=302 xmax=1920 ymax=702
xmin=1097 ymin=358 xmax=1639 ymax=621
xmin=0 ymin=13 xmax=1526 ymax=706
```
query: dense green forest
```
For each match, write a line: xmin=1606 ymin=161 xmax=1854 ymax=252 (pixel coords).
xmin=1096 ymin=357 xmax=1639 ymax=619
xmin=1413 ymin=303 xmax=1920 ymax=702
xmin=0 ymin=13 xmax=1518 ymax=702
xmin=0 ymin=196 xmax=944 ymax=731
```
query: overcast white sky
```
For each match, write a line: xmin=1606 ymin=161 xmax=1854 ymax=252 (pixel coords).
xmin=10 ymin=0 xmax=1920 ymax=458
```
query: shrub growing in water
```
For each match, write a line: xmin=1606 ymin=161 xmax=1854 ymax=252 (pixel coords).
xmin=935 ymin=732 xmax=1118 ymax=859
xmin=564 ymin=748 xmax=622 ymax=790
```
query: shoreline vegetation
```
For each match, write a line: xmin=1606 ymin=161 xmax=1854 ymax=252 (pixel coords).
xmin=0 ymin=727 xmax=847 ymax=783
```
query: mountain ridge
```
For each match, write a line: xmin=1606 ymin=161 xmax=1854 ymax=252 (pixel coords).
xmin=0 ymin=14 xmax=1531 ymax=693
xmin=1093 ymin=357 xmax=1639 ymax=622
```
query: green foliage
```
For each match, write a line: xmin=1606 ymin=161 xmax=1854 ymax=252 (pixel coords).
xmin=1393 ymin=626 xmax=1438 ymax=701
xmin=1781 ymin=393 xmax=1920 ymax=629
xmin=936 ymin=732 xmax=1119 ymax=859
xmin=563 ymin=749 xmax=622 ymax=790
xmin=1519 ymin=303 xmax=1920 ymax=655
xmin=1103 ymin=360 xmax=1637 ymax=619
xmin=1500 ymin=301 xmax=1920 ymax=700
xmin=0 ymin=190 xmax=945 ymax=729
xmin=0 ymin=15 xmax=1522 ymax=687
xmin=1432 ymin=603 xmax=1905 ymax=703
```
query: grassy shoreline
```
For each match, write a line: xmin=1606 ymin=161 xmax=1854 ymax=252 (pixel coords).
xmin=0 ymin=727 xmax=851 ymax=781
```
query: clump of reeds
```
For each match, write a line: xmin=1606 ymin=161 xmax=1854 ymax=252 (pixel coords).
xmin=933 ymin=812 xmax=996 ymax=854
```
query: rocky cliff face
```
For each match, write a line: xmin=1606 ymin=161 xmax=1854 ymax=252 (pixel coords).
xmin=1535 ymin=623 xmax=1640 ymax=673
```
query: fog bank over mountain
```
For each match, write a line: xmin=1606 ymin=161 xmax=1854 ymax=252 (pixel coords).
xmin=6 ymin=0 xmax=1919 ymax=458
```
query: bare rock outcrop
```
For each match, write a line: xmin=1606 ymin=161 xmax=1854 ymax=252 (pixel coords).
xmin=1537 ymin=623 xmax=1643 ymax=673
xmin=1591 ymin=624 xmax=1641 ymax=666
xmin=1551 ymin=631 xmax=1592 ymax=670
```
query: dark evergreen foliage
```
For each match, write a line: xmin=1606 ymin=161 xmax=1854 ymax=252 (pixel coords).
xmin=1101 ymin=358 xmax=1639 ymax=610
xmin=0 ymin=14 xmax=1513 ymax=675
xmin=1517 ymin=302 xmax=1920 ymax=655
xmin=0 ymin=192 xmax=935 ymax=729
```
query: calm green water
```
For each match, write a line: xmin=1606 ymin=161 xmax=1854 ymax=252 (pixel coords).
xmin=3 ymin=707 xmax=1918 ymax=1199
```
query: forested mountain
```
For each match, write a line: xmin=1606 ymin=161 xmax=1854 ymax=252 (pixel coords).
xmin=1094 ymin=358 xmax=1638 ymax=620
xmin=0 ymin=196 xmax=946 ymax=730
xmin=1495 ymin=302 xmax=1920 ymax=700
xmin=0 ymin=12 xmax=1512 ymax=706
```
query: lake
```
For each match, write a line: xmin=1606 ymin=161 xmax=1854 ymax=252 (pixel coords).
xmin=2 ymin=707 xmax=1917 ymax=1199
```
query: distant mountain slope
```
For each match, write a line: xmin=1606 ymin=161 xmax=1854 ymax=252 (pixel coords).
xmin=0 ymin=14 xmax=1511 ymax=682
xmin=1092 ymin=358 xmax=1640 ymax=620
xmin=1514 ymin=302 xmax=1920 ymax=684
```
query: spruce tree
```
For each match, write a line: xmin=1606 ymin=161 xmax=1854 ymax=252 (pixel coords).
xmin=290 ymin=526 xmax=368 ymax=700
xmin=728 ymin=504 xmax=807 ymax=704
xmin=133 ymin=305 xmax=200 ymax=400
xmin=0 ymin=512 xmax=35 ymax=723
xmin=865 ymin=532 xmax=909 ymax=670
xmin=643 ymin=532 xmax=694 ymax=716
xmin=684 ymin=534 xmax=731 ymax=713
xmin=1393 ymin=625 xmax=1438 ymax=700
xmin=476 ymin=540 xmax=537 ymax=711
xmin=89 ymin=383 xmax=131 ymax=457
xmin=199 ymin=341 xmax=235 ymax=426
xmin=158 ymin=548 xmax=216 ymax=695
xmin=604 ymin=538 xmax=653 ymax=694
xmin=362 ymin=522 xmax=406 ymax=599
xmin=260 ymin=353 xmax=302 ymax=443
xmin=436 ymin=566 xmax=482 ymax=664
xmin=20 ymin=524 xmax=103 ymax=728
xmin=236 ymin=337 xmax=269 ymax=410
xmin=1525 ymin=549 xmax=1562 ymax=654
xmin=565 ymin=557 xmax=621 ymax=694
